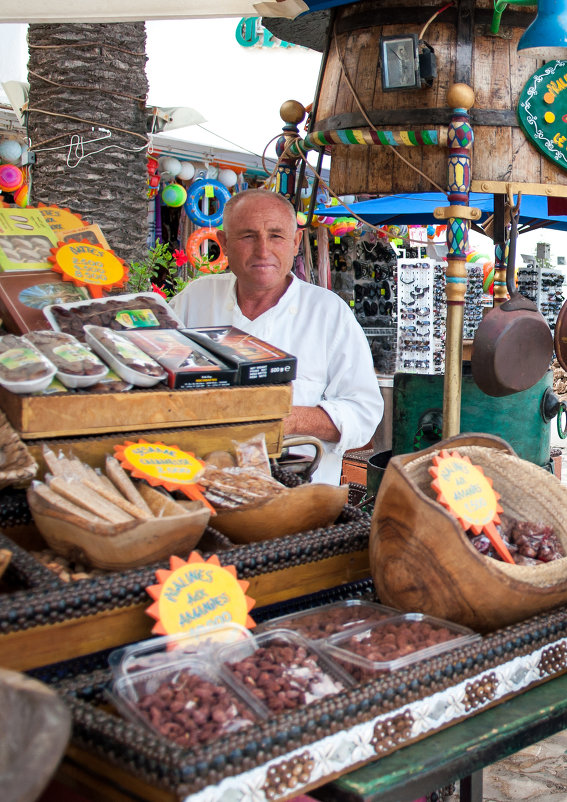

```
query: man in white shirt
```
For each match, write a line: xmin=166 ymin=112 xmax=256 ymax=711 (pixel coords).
xmin=170 ymin=189 xmax=383 ymax=484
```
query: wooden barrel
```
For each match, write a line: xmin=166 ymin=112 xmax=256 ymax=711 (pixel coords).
xmin=313 ymin=0 xmax=567 ymax=195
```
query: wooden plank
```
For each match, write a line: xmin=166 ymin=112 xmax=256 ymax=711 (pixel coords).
xmin=470 ymin=180 xmax=567 ymax=196
xmin=26 ymin=420 xmax=285 ymax=478
xmin=0 ymin=384 xmax=292 ymax=439
xmin=0 ymin=550 xmax=370 ymax=671
xmin=61 ymin=748 xmax=177 ymax=802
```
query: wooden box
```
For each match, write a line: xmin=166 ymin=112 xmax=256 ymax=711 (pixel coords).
xmin=0 ymin=383 xmax=292 ymax=439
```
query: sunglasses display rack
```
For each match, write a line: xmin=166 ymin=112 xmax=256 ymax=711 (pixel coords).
xmin=398 ymin=260 xmax=486 ymax=375
xmin=516 ymin=265 xmax=565 ymax=332
xmin=396 ymin=259 xmax=435 ymax=374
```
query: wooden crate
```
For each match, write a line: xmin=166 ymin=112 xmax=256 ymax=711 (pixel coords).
xmin=26 ymin=419 xmax=286 ymax=478
xmin=0 ymin=383 xmax=292 ymax=439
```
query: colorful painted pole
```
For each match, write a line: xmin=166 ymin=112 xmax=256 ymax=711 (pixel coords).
xmin=434 ymin=83 xmax=478 ymax=438
xmin=275 ymin=100 xmax=306 ymax=202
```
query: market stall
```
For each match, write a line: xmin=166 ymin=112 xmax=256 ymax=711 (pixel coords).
xmin=5 ymin=3 xmax=567 ymax=802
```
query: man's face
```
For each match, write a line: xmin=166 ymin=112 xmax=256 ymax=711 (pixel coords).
xmin=218 ymin=196 xmax=302 ymax=294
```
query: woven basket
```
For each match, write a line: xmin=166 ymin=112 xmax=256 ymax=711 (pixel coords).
xmin=370 ymin=432 xmax=567 ymax=633
xmin=0 ymin=410 xmax=37 ymax=490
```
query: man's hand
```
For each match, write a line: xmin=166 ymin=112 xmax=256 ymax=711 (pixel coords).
xmin=283 ymin=405 xmax=340 ymax=442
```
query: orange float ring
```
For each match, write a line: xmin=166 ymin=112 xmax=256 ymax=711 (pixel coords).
xmin=186 ymin=227 xmax=228 ymax=273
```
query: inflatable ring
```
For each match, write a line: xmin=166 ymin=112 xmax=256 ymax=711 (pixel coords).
xmin=184 ymin=179 xmax=231 ymax=227
xmin=186 ymin=227 xmax=228 ymax=273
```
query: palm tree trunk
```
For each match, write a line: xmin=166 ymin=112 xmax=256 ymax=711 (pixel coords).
xmin=27 ymin=23 xmax=149 ymax=266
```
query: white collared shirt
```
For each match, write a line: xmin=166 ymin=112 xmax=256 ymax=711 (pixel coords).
xmin=170 ymin=273 xmax=383 ymax=484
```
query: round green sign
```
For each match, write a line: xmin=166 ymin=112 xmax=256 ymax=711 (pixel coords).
xmin=518 ymin=60 xmax=567 ymax=171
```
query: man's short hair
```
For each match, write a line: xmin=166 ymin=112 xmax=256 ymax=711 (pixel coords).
xmin=223 ymin=189 xmax=297 ymax=233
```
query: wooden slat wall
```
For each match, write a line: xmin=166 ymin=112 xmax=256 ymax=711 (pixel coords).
xmin=315 ymin=0 xmax=567 ymax=195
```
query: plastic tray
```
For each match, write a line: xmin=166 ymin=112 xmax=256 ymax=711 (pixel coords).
xmin=109 ymin=623 xmax=255 ymax=680
xmin=216 ymin=628 xmax=353 ymax=715
xmin=84 ymin=325 xmax=167 ymax=388
xmin=257 ymin=599 xmax=399 ymax=641
xmin=24 ymin=330 xmax=108 ymax=389
xmin=0 ymin=335 xmax=57 ymax=394
xmin=110 ymin=653 xmax=266 ymax=750
xmin=321 ymin=614 xmax=480 ymax=678
xmin=42 ymin=291 xmax=183 ymax=338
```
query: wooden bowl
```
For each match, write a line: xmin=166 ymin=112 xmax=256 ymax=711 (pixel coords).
xmin=370 ymin=432 xmax=567 ymax=633
xmin=212 ymin=483 xmax=349 ymax=543
xmin=27 ymin=483 xmax=211 ymax=570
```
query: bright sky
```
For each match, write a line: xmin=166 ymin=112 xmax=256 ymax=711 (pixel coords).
xmin=0 ymin=18 xmax=322 ymax=162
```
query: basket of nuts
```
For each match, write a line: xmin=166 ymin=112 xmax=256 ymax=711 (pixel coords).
xmin=370 ymin=432 xmax=567 ymax=633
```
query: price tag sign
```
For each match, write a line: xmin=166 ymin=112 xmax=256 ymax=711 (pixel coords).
xmin=429 ymin=449 xmax=515 ymax=563
xmin=49 ymin=241 xmax=128 ymax=298
xmin=205 ymin=184 xmax=215 ymax=198
xmin=146 ymin=552 xmax=256 ymax=636
xmin=114 ymin=439 xmax=213 ymax=509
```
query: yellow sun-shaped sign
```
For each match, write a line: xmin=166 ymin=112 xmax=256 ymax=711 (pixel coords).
xmin=48 ymin=240 xmax=128 ymax=298
xmin=114 ymin=439 xmax=213 ymax=510
xmin=146 ymin=552 xmax=256 ymax=636
xmin=429 ymin=450 xmax=514 ymax=564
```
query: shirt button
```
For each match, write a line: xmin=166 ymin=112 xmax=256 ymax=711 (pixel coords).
xmin=289 ymin=306 xmax=298 ymax=315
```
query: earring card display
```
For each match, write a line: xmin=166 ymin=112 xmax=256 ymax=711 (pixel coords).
xmin=0 ymin=270 xmax=90 ymax=334
xmin=0 ymin=209 xmax=60 ymax=272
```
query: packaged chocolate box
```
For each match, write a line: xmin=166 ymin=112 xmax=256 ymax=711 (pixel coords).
xmin=122 ymin=328 xmax=237 ymax=390
xmin=183 ymin=327 xmax=297 ymax=385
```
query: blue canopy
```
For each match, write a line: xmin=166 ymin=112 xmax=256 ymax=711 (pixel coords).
xmin=314 ymin=192 xmax=567 ymax=233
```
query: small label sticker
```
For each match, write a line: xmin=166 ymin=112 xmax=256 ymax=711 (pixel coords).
xmin=205 ymin=184 xmax=215 ymax=198
xmin=115 ymin=309 xmax=159 ymax=328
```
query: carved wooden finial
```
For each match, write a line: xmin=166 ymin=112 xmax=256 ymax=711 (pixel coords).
xmin=447 ymin=83 xmax=475 ymax=110
xmin=280 ymin=100 xmax=306 ymax=125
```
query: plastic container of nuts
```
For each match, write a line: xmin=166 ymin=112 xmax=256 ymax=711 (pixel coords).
xmin=257 ymin=599 xmax=399 ymax=641
xmin=110 ymin=654 xmax=267 ymax=749
xmin=216 ymin=628 xmax=354 ymax=715
xmin=25 ymin=329 xmax=108 ymax=389
xmin=84 ymin=324 xmax=167 ymax=388
xmin=321 ymin=614 xmax=480 ymax=680
xmin=0 ymin=334 xmax=57 ymax=394
xmin=109 ymin=623 xmax=255 ymax=680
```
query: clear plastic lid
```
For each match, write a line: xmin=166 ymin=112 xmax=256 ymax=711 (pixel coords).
xmin=108 ymin=622 xmax=255 ymax=680
xmin=321 ymin=613 xmax=480 ymax=678
xmin=110 ymin=652 xmax=266 ymax=750
xmin=216 ymin=627 xmax=353 ymax=715
xmin=0 ymin=334 xmax=57 ymax=394
xmin=257 ymin=599 xmax=399 ymax=640
xmin=25 ymin=329 xmax=108 ymax=388
xmin=84 ymin=324 xmax=167 ymax=388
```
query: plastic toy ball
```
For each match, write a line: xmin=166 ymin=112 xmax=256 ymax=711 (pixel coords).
xmin=13 ymin=184 xmax=28 ymax=208
xmin=296 ymin=211 xmax=307 ymax=226
xmin=160 ymin=156 xmax=182 ymax=177
xmin=0 ymin=139 xmax=23 ymax=165
xmin=330 ymin=216 xmax=357 ymax=237
xmin=161 ymin=183 xmax=187 ymax=207
xmin=218 ymin=168 xmax=238 ymax=188
xmin=0 ymin=164 xmax=24 ymax=192
xmin=177 ymin=162 xmax=196 ymax=181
